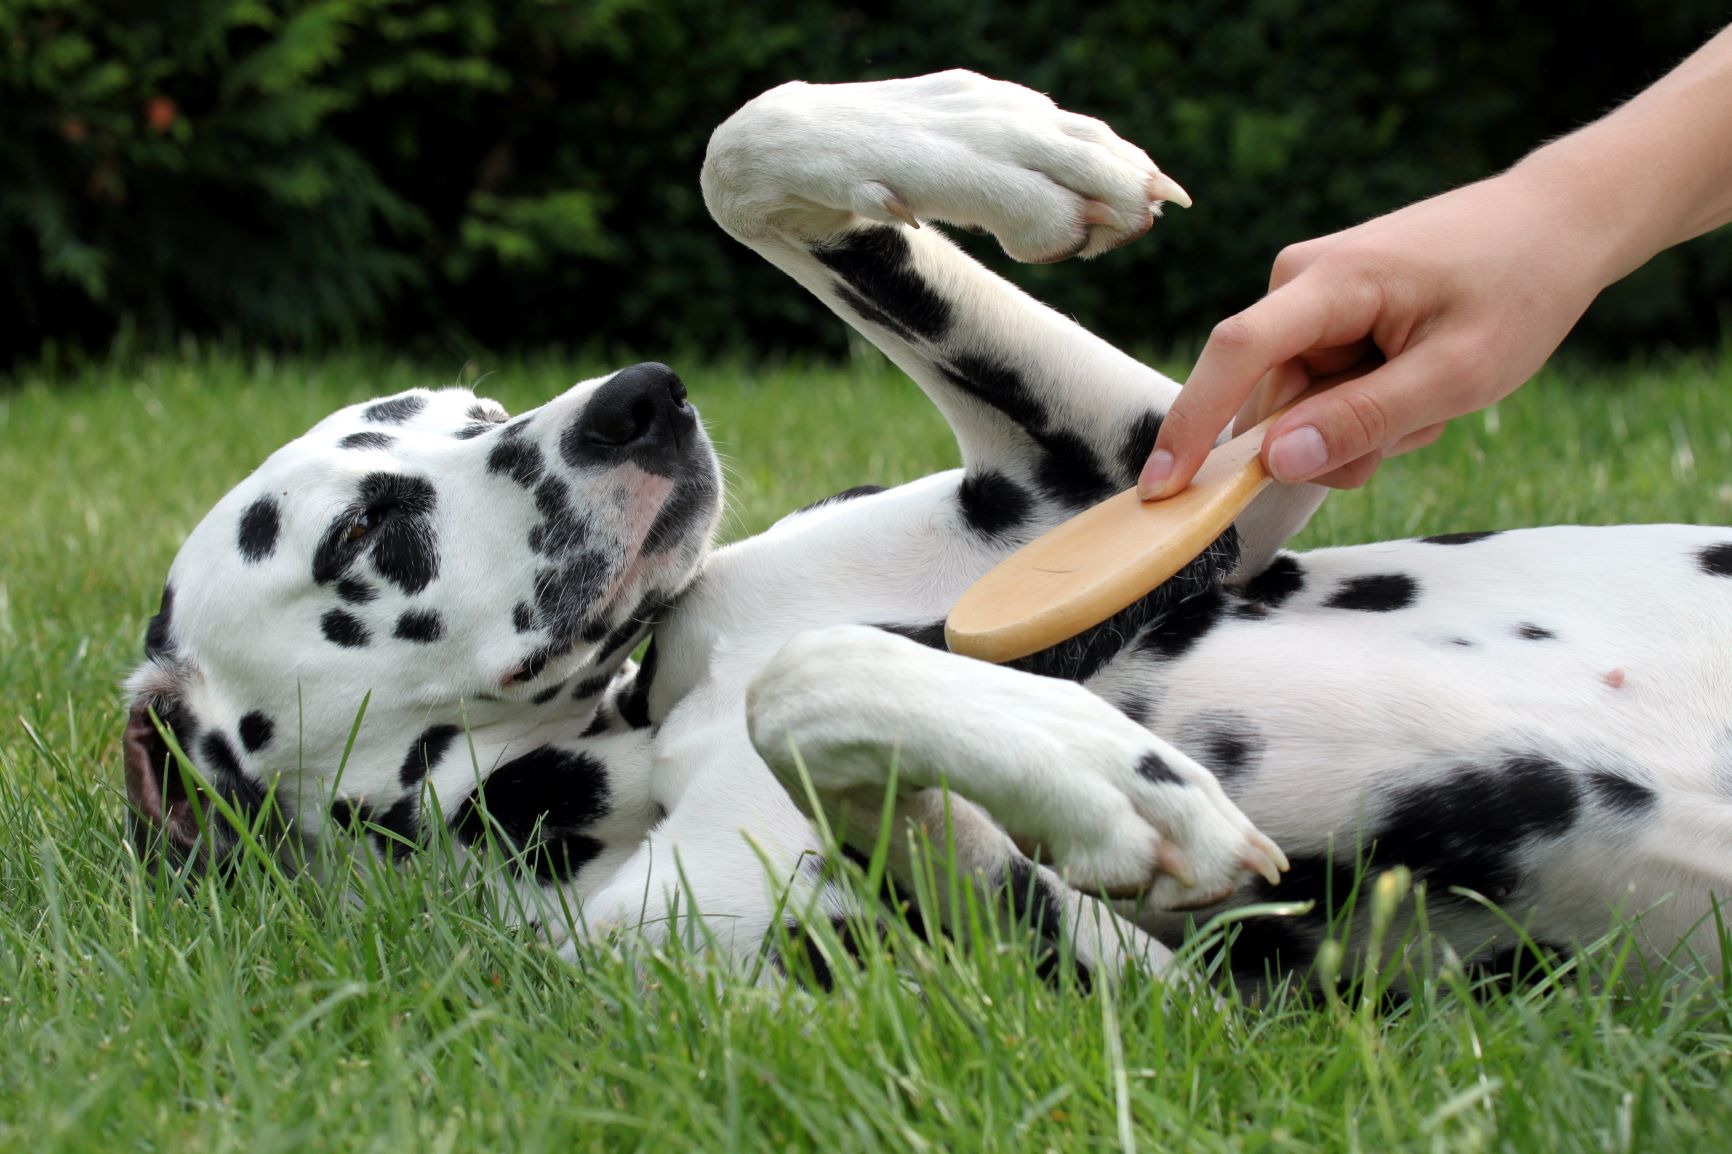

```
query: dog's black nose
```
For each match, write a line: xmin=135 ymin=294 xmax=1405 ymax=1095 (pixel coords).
xmin=563 ymin=362 xmax=694 ymax=473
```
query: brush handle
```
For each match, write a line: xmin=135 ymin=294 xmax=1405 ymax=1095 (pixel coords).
xmin=945 ymin=392 xmax=1311 ymax=663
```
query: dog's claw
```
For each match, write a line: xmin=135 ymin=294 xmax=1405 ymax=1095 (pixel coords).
xmin=1242 ymin=831 xmax=1288 ymax=887
xmin=1148 ymin=171 xmax=1192 ymax=209
xmin=1254 ymin=830 xmax=1290 ymax=873
xmin=1155 ymin=840 xmax=1196 ymax=888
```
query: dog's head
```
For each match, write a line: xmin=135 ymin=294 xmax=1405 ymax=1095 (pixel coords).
xmin=123 ymin=362 xmax=721 ymax=869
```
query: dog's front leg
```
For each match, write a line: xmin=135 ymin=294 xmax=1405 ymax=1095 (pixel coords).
xmin=747 ymin=625 xmax=1288 ymax=918
xmin=704 ymin=71 xmax=1323 ymax=571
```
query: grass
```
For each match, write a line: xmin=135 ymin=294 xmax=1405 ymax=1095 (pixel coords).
xmin=3 ymin=343 xmax=1732 ymax=1152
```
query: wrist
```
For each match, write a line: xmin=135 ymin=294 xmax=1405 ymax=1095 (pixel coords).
xmin=1503 ymin=142 xmax=1656 ymax=292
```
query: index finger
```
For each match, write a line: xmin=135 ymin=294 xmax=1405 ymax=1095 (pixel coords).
xmin=1140 ymin=271 xmax=1383 ymax=497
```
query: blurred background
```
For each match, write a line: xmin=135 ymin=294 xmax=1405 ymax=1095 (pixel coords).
xmin=4 ymin=0 xmax=1730 ymax=370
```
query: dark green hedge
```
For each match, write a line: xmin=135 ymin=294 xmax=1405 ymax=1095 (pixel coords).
xmin=4 ymin=0 xmax=1728 ymax=366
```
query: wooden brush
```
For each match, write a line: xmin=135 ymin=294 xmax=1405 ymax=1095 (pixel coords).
xmin=945 ymin=391 xmax=1313 ymax=663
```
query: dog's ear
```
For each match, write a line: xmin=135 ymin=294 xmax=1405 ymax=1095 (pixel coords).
xmin=122 ymin=695 xmax=207 ymax=865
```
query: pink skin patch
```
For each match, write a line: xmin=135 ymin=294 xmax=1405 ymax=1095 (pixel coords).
xmin=1604 ymin=668 xmax=1627 ymax=689
xmin=594 ymin=464 xmax=677 ymax=609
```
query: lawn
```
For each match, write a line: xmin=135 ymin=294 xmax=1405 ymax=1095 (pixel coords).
xmin=3 ymin=345 xmax=1732 ymax=1153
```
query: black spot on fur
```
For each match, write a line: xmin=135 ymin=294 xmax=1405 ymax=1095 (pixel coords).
xmin=237 ymin=497 xmax=280 ymax=564
xmin=311 ymin=472 xmax=439 ymax=596
xmin=1324 ymin=573 xmax=1417 ymax=612
xmin=362 ymin=394 xmax=427 ymax=424
xmin=467 ymin=402 xmax=507 ymax=424
xmin=237 ymin=711 xmax=274 ymax=754
xmin=511 ymin=645 xmax=557 ymax=684
xmin=199 ymin=730 xmax=245 ymax=780
xmin=1033 ymin=428 xmax=1116 ymax=507
xmin=393 ymin=609 xmax=443 ymax=643
xmin=530 ymin=550 xmax=612 ymax=647
xmin=1588 ymin=769 xmax=1657 ymax=816
xmin=453 ymin=423 xmax=492 ymax=440
xmin=329 ymin=797 xmax=362 ymax=832
xmin=399 ymin=725 xmax=463 ymax=787
xmin=939 ymin=351 xmax=1044 ymax=428
xmin=528 ymin=474 xmax=588 ymax=556
xmin=1136 ymin=751 xmax=1184 ymax=786
xmin=1118 ymin=409 xmax=1165 ymax=488
xmin=775 ymin=916 xmax=864 ymax=993
xmin=1516 ymin=622 xmax=1556 ymax=641
xmin=1372 ymin=755 xmax=1581 ymax=903
xmin=936 ymin=353 xmax=1114 ymax=509
xmin=835 ymin=285 xmax=917 ymax=342
xmin=1176 ymin=710 xmax=1265 ymax=783
xmin=812 ymin=226 xmax=953 ymax=342
xmin=452 ymin=746 xmax=611 ymax=882
xmin=336 ymin=578 xmax=377 ymax=605
xmin=487 ymin=438 xmax=545 ymax=488
xmin=1216 ymin=913 xmax=1318 ymax=981
xmin=513 ymin=601 xmax=535 ymax=633
xmin=1114 ymin=695 xmax=1150 ymax=726
xmin=321 ymin=609 xmax=370 ymax=648
xmin=591 ymin=597 xmax=661 ymax=661
xmin=338 ymin=431 xmax=396 ymax=451
xmin=329 ymin=793 xmax=418 ymax=859
xmin=957 ymin=470 xmax=1034 ymax=538
xmin=1422 ymin=530 xmax=1499 ymax=546
xmin=615 ymin=640 xmax=658 ymax=729
xmin=1137 ymin=588 xmax=1228 ymax=661
xmin=1698 ymin=543 xmax=1732 ymax=577
xmin=531 ymin=680 xmax=566 ymax=706
xmin=580 ymin=707 xmax=614 ymax=738
xmin=792 ymin=485 xmax=888 ymax=516
xmin=145 ymin=585 xmax=175 ymax=658
xmin=570 ymin=673 xmax=613 ymax=701
xmin=1448 ymin=637 xmax=1475 ymax=648
xmin=1238 ymin=554 xmax=1305 ymax=610
xmin=369 ymin=795 xmax=419 ymax=860
xmin=1004 ymin=858 xmax=1089 ymax=991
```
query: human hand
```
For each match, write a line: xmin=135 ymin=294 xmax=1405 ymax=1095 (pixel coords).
xmin=1138 ymin=161 xmax=1618 ymax=495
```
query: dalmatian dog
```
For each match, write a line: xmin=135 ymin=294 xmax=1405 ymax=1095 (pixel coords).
xmin=124 ymin=71 xmax=1732 ymax=989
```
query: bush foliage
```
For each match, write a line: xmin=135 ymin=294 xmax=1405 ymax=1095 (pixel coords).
xmin=3 ymin=0 xmax=1728 ymax=364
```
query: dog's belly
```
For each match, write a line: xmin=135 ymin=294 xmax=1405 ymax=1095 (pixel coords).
xmin=1140 ymin=523 xmax=1732 ymax=798
xmin=1120 ymin=523 xmax=1732 ymax=965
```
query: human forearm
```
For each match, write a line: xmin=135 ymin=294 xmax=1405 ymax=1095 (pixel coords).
xmin=1513 ymin=23 xmax=1732 ymax=288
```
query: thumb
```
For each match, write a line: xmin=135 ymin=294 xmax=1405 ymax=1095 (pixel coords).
xmin=1260 ymin=350 xmax=1457 ymax=483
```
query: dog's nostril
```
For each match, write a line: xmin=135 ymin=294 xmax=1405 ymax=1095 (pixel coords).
xmin=586 ymin=396 xmax=659 ymax=447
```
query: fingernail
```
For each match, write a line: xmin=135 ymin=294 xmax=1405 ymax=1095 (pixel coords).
xmin=1138 ymin=448 xmax=1174 ymax=498
xmin=1267 ymin=425 xmax=1328 ymax=482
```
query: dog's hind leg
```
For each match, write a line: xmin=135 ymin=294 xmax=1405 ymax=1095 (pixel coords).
xmin=703 ymin=71 xmax=1323 ymax=572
